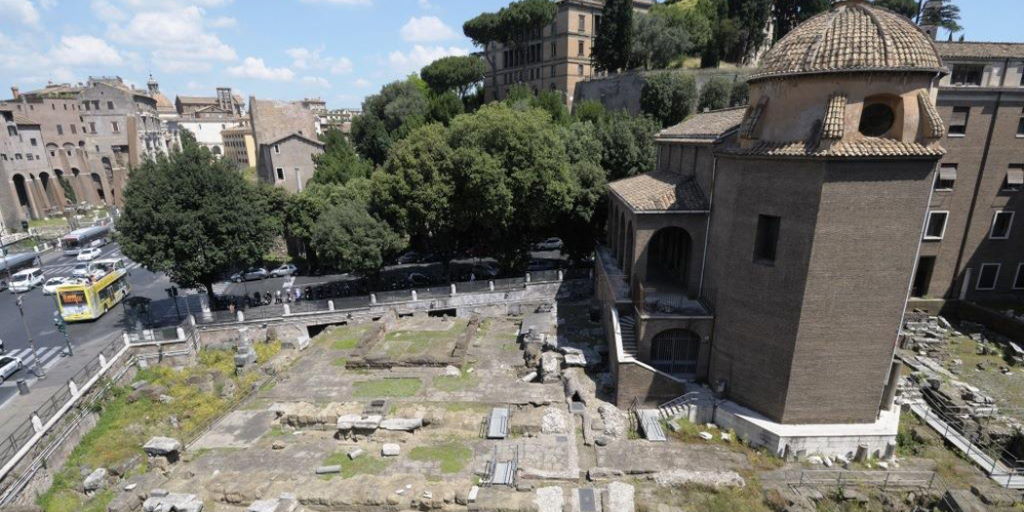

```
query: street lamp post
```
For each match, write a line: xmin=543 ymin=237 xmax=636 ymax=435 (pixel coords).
xmin=54 ymin=311 xmax=72 ymax=357
xmin=15 ymin=296 xmax=44 ymax=379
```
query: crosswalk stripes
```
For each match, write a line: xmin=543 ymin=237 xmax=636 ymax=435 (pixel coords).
xmin=41 ymin=261 xmax=142 ymax=277
xmin=1 ymin=347 xmax=65 ymax=376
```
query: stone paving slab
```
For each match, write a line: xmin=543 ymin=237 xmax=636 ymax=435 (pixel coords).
xmin=192 ymin=410 xmax=276 ymax=449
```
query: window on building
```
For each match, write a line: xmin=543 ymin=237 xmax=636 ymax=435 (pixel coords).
xmin=29 ymin=138 xmax=37 ymax=146
xmin=14 ymin=153 xmax=22 ymax=160
xmin=578 ymin=40 xmax=585 ymax=56
xmin=935 ymin=164 xmax=956 ymax=190
xmin=107 ymin=101 xmax=114 ymax=110
xmin=551 ymin=65 xmax=557 ymax=78
xmin=26 ymin=154 xmax=33 ymax=160
xmin=0 ymin=154 xmax=5 ymax=160
xmin=949 ymin=106 xmax=970 ymax=135
xmin=82 ymin=102 xmax=88 ymax=111
xmin=1004 ymin=165 xmax=1024 ymax=191
xmin=111 ymin=121 xmax=119 ymax=133
xmin=70 ymin=125 xmax=77 ymax=134
xmin=551 ymin=41 xmax=556 ymax=58
xmin=89 ymin=122 xmax=96 ymax=134
xmin=1014 ymin=263 xmax=1024 ymax=290
xmin=56 ymin=124 xmax=63 ymax=135
xmin=577 ymin=64 xmax=584 ymax=76
xmin=976 ymin=263 xmax=1000 ymax=290
xmin=950 ymin=64 xmax=984 ymax=86
xmin=276 ymin=168 xmax=284 ymax=180
xmin=924 ymin=211 xmax=948 ymax=240
xmin=579 ymin=14 xmax=586 ymax=32
xmin=1018 ymin=107 xmax=1024 ymax=136
xmin=4 ymin=126 xmax=13 ymax=136
xmin=753 ymin=214 xmax=780 ymax=264
xmin=990 ymin=211 xmax=1014 ymax=239
xmin=274 ymin=144 xmax=280 ymax=154
xmin=63 ymin=104 xmax=67 ymax=110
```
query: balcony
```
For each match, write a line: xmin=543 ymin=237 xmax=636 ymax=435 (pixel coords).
xmin=633 ymin=280 xmax=711 ymax=318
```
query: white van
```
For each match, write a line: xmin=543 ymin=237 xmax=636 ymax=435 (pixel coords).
xmin=10 ymin=268 xmax=44 ymax=293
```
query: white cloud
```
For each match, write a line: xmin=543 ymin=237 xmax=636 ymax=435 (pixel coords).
xmin=209 ymin=16 xmax=237 ymax=28
xmin=50 ymin=35 xmax=124 ymax=66
xmin=388 ymin=45 xmax=467 ymax=74
xmin=91 ymin=0 xmax=127 ymax=22
xmin=353 ymin=78 xmax=371 ymax=88
xmin=0 ymin=0 xmax=40 ymax=25
xmin=228 ymin=57 xmax=294 ymax=81
xmin=400 ymin=16 xmax=456 ymax=42
xmin=286 ymin=47 xmax=353 ymax=74
xmin=104 ymin=4 xmax=237 ymax=73
xmin=301 ymin=76 xmax=330 ymax=87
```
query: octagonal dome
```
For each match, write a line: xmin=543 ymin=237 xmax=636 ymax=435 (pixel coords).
xmin=748 ymin=0 xmax=946 ymax=82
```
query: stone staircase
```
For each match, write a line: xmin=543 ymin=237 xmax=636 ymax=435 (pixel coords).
xmin=619 ymin=315 xmax=638 ymax=358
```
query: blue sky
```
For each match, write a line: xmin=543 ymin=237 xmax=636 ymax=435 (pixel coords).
xmin=0 ymin=0 xmax=1019 ymax=109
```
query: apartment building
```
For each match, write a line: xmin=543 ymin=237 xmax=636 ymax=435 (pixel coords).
xmin=221 ymin=124 xmax=257 ymax=169
xmin=912 ymin=42 xmax=1024 ymax=302
xmin=482 ymin=0 xmax=652 ymax=106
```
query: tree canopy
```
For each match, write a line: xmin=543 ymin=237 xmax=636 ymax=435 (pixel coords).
xmin=117 ymin=141 xmax=277 ymax=297
xmin=311 ymin=129 xmax=373 ymax=186
xmin=420 ymin=55 xmax=487 ymax=99
xmin=698 ymin=76 xmax=732 ymax=111
xmin=640 ymin=71 xmax=698 ymax=127
xmin=351 ymin=76 xmax=429 ymax=165
xmin=593 ymin=0 xmax=636 ymax=72
xmin=773 ymin=0 xmax=830 ymax=41
xmin=872 ymin=0 xmax=920 ymax=18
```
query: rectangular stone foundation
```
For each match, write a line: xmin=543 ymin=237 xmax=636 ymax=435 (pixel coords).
xmin=687 ymin=388 xmax=899 ymax=460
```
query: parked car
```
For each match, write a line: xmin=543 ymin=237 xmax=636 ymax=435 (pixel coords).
xmin=76 ymin=247 xmax=102 ymax=261
xmin=72 ymin=262 xmax=91 ymax=279
xmin=42 ymin=276 xmax=70 ymax=295
xmin=406 ymin=272 xmax=432 ymax=287
xmin=396 ymin=251 xmax=422 ymax=265
xmin=533 ymin=237 xmax=564 ymax=251
xmin=10 ymin=268 xmax=44 ymax=293
xmin=231 ymin=268 xmax=269 ymax=282
xmin=270 ymin=264 xmax=298 ymax=278
xmin=0 ymin=355 xmax=24 ymax=383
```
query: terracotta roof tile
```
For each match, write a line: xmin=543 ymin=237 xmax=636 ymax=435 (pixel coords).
xmin=936 ymin=41 xmax=1024 ymax=60
xmin=821 ymin=94 xmax=847 ymax=140
xmin=750 ymin=1 xmax=944 ymax=82
xmin=917 ymin=91 xmax=945 ymax=139
xmin=739 ymin=97 xmax=767 ymax=140
xmin=722 ymin=137 xmax=945 ymax=159
xmin=609 ymin=171 xmax=709 ymax=211
xmin=658 ymin=107 xmax=747 ymax=142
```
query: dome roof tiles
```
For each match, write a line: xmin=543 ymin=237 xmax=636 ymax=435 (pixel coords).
xmin=749 ymin=0 xmax=945 ymax=82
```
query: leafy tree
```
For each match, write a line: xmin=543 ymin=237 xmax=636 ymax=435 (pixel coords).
xmin=594 ymin=111 xmax=659 ymax=181
xmin=919 ymin=0 xmax=961 ymax=34
xmin=311 ymin=198 xmax=403 ymax=274
xmin=773 ymin=0 xmax=830 ymax=41
xmin=593 ymin=0 xmax=636 ymax=72
xmin=352 ymin=77 xmax=429 ymax=165
xmin=573 ymin=100 xmax=607 ymax=124
xmin=698 ymin=76 xmax=732 ymax=111
xmin=427 ymin=91 xmax=465 ymax=126
xmin=872 ymin=0 xmax=919 ymax=18
xmin=373 ymin=124 xmax=456 ymax=251
xmin=178 ymin=127 xmax=200 ymax=153
xmin=729 ymin=79 xmax=749 ymax=106
xmin=530 ymin=90 xmax=570 ymax=125
xmin=653 ymin=0 xmax=715 ymax=52
xmin=311 ymin=129 xmax=373 ymax=186
xmin=640 ymin=71 xmax=697 ymax=127
xmin=117 ymin=141 xmax=277 ymax=298
xmin=464 ymin=0 xmax=557 ymax=100
xmin=420 ymin=55 xmax=487 ymax=99
xmin=632 ymin=11 xmax=692 ymax=70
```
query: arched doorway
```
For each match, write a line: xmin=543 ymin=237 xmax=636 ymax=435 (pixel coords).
xmin=101 ymin=157 xmax=113 ymax=173
xmin=12 ymin=174 xmax=33 ymax=218
xmin=650 ymin=329 xmax=700 ymax=377
xmin=39 ymin=171 xmax=60 ymax=206
xmin=644 ymin=227 xmax=691 ymax=294
xmin=91 ymin=172 xmax=106 ymax=203
xmin=624 ymin=224 xmax=634 ymax=277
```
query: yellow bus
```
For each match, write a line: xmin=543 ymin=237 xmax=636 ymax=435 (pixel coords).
xmin=56 ymin=259 xmax=131 ymax=322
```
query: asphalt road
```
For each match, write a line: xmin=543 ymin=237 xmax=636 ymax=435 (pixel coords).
xmin=0 ymin=243 xmax=171 ymax=406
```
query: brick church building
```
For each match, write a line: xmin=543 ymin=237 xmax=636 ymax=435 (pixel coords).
xmin=597 ymin=0 xmax=949 ymax=456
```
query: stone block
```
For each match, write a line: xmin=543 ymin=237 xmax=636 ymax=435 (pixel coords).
xmin=381 ymin=443 xmax=401 ymax=456
xmin=379 ymin=418 xmax=423 ymax=432
xmin=315 ymin=465 xmax=341 ymax=475
xmin=82 ymin=467 xmax=107 ymax=493
xmin=534 ymin=486 xmax=564 ymax=512
xmin=607 ymin=482 xmax=635 ymax=512
xmin=540 ymin=352 xmax=561 ymax=383
xmin=336 ymin=414 xmax=382 ymax=431
xmin=347 ymin=448 xmax=365 ymax=460
xmin=143 ymin=437 xmax=182 ymax=458
xmin=142 ymin=492 xmax=204 ymax=512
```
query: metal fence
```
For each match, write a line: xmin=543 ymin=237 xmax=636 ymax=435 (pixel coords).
xmin=0 ymin=335 xmax=126 ymax=469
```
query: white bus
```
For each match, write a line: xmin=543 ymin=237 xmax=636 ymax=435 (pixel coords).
xmin=62 ymin=225 xmax=111 ymax=256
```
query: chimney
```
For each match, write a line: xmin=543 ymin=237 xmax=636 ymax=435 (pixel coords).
xmin=10 ymin=86 xmax=19 ymax=100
